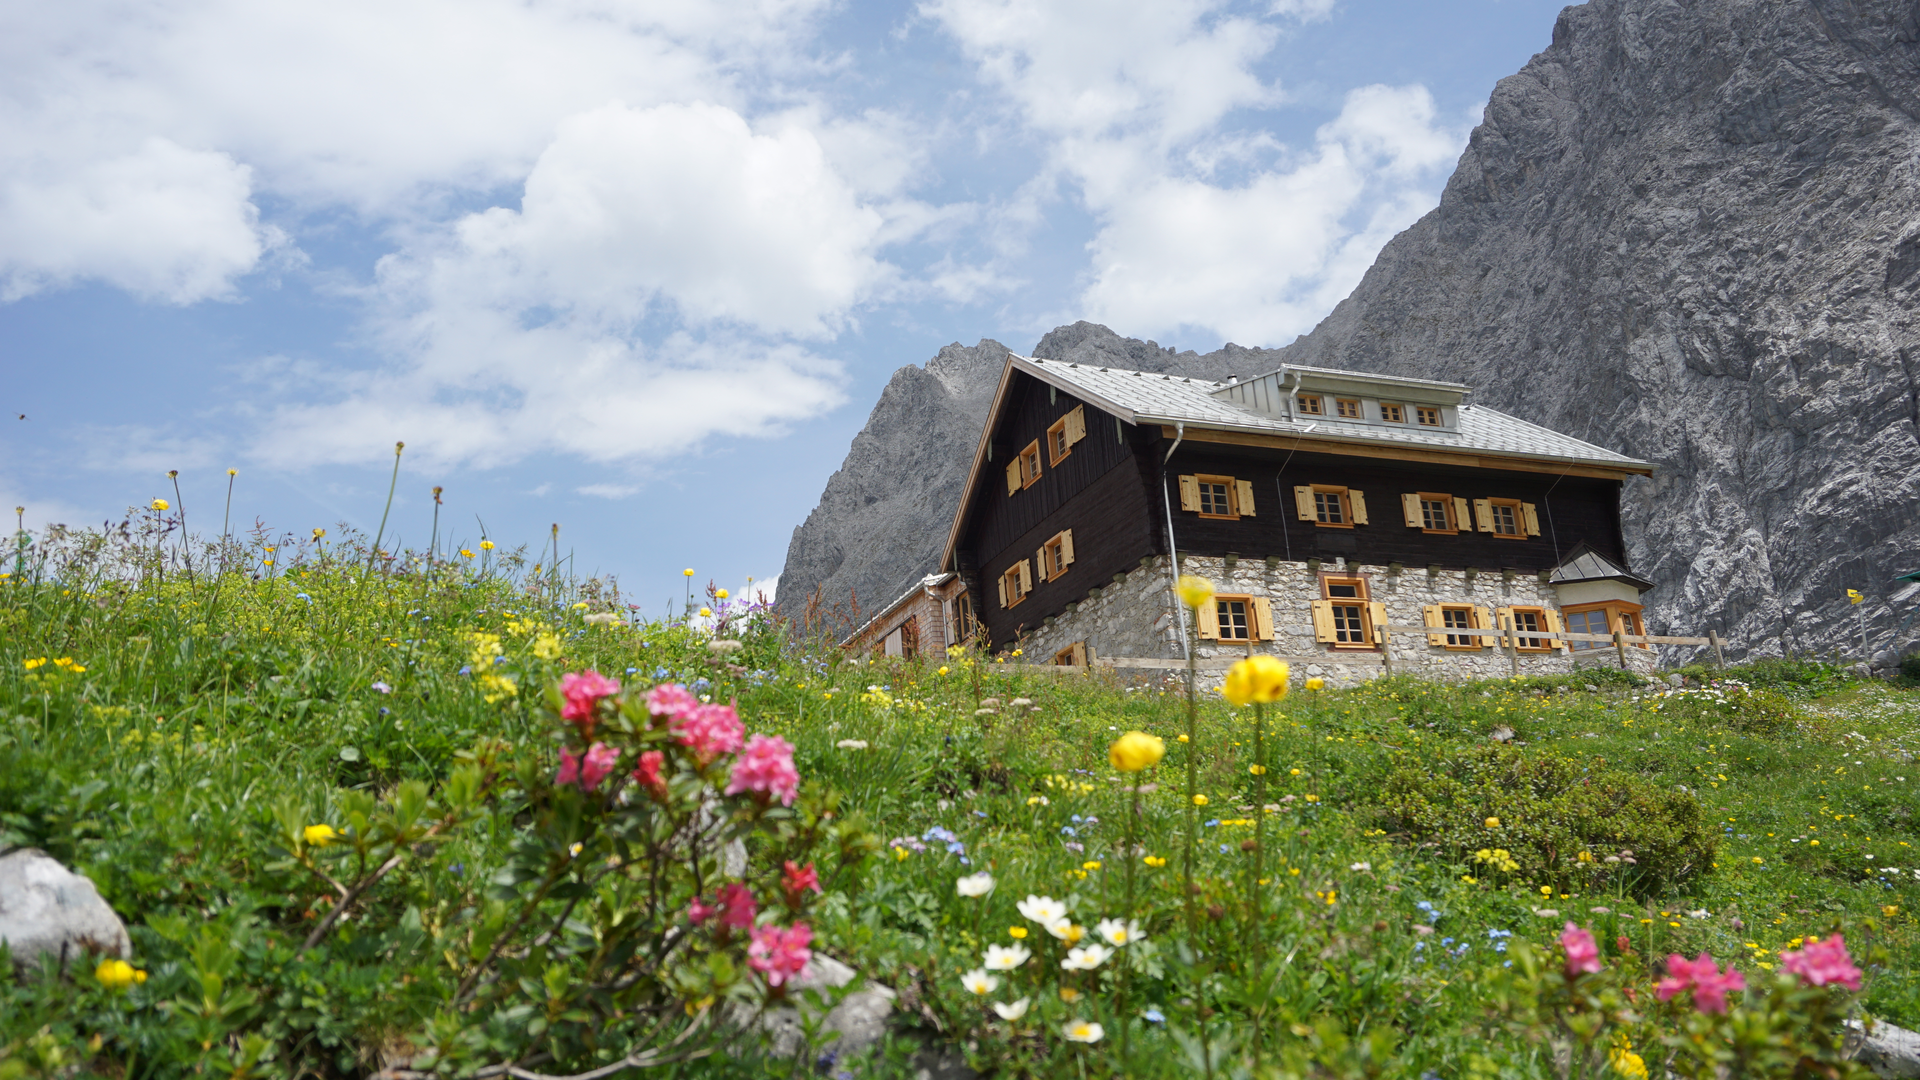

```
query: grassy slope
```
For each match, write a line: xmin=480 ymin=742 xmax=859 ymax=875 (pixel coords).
xmin=0 ymin=559 xmax=1915 ymax=1077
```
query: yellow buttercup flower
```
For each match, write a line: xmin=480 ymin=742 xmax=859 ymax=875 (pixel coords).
xmin=303 ymin=824 xmax=338 ymax=847
xmin=1175 ymin=575 xmax=1215 ymax=610
xmin=149 ymin=498 xmax=169 ymax=512
xmin=1485 ymin=817 xmax=1502 ymax=828
xmin=480 ymin=539 xmax=495 ymax=550
xmin=716 ymin=588 xmax=729 ymax=600
xmin=312 ymin=528 xmax=326 ymax=540
xmin=1304 ymin=677 xmax=1325 ymax=691
xmin=698 ymin=607 xmax=713 ymax=618
xmin=938 ymin=666 xmax=950 ymax=675
xmin=684 ymin=568 xmax=696 ymax=577
xmin=1177 ymin=733 xmax=1189 ymax=743
xmin=1192 ymin=794 xmax=1209 ymax=807
xmin=1222 ymin=655 xmax=1290 ymax=706
xmin=95 ymin=959 xmax=142 ymax=990
xmin=1109 ymin=731 xmax=1166 ymax=772
xmin=460 ymin=549 xmax=475 ymax=558
xmin=1009 ymin=927 xmax=1028 ymax=939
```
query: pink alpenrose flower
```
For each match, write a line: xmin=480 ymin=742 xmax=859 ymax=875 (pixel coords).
xmin=556 ymin=742 xmax=620 ymax=791
xmin=688 ymin=898 xmax=717 ymax=924
xmin=747 ymin=923 xmax=813 ymax=987
xmin=1656 ymin=953 xmax=1747 ymax=1013
xmin=559 ymin=670 xmax=622 ymax=729
xmin=631 ymin=750 xmax=668 ymax=800
xmin=646 ymin=683 xmax=701 ymax=723
xmin=783 ymin=860 xmax=822 ymax=907
xmin=1560 ymin=922 xmax=1602 ymax=976
xmin=717 ymin=883 xmax=758 ymax=931
xmin=673 ymin=703 xmax=746 ymax=763
xmin=725 ymin=733 xmax=800 ymax=806
xmin=1782 ymin=934 xmax=1863 ymax=991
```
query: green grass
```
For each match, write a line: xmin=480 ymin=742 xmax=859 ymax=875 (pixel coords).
xmin=0 ymin=528 xmax=1914 ymax=1079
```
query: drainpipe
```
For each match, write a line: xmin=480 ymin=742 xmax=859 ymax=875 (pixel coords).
xmin=1161 ymin=423 xmax=1188 ymax=659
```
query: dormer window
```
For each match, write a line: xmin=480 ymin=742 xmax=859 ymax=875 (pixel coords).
xmin=1335 ymin=398 xmax=1362 ymax=419
xmin=1380 ymin=403 xmax=1405 ymax=423
xmin=1296 ymin=395 xmax=1324 ymax=416
xmin=1416 ymin=406 xmax=1441 ymax=427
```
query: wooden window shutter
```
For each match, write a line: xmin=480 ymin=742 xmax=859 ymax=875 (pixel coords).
xmin=1368 ymin=602 xmax=1389 ymax=643
xmin=1065 ymin=405 xmax=1086 ymax=446
xmin=1071 ymin=641 xmax=1088 ymax=666
xmin=1422 ymin=604 xmax=1444 ymax=646
xmin=1294 ymin=486 xmax=1315 ymax=520
xmin=1521 ymin=502 xmax=1541 ymax=536
xmin=1005 ymin=460 xmax=1021 ymax=496
xmin=1310 ymin=600 xmax=1337 ymax=643
xmin=1061 ymin=529 xmax=1075 ymax=566
xmin=1453 ymin=497 xmax=1471 ymax=532
xmin=1402 ymin=493 xmax=1422 ymax=528
xmin=1179 ymin=475 xmax=1201 ymax=512
xmin=1235 ymin=479 xmax=1256 ymax=517
xmin=1473 ymin=606 xmax=1492 ymax=634
xmin=1544 ymin=608 xmax=1566 ymax=648
xmin=1250 ymin=597 xmax=1274 ymax=641
xmin=1038 ymin=547 xmax=1049 ymax=580
xmin=1196 ymin=600 xmax=1220 ymax=640
xmin=997 ymin=573 xmax=1009 ymax=609
xmin=1018 ymin=559 xmax=1032 ymax=594
xmin=1473 ymin=499 xmax=1495 ymax=532
xmin=1349 ymin=489 xmax=1369 ymax=525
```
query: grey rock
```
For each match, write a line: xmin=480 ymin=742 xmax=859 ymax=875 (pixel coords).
xmin=754 ymin=955 xmax=896 ymax=1061
xmin=1585 ymin=685 xmax=1600 ymax=693
xmin=780 ymin=0 xmax=1920 ymax=661
xmin=0 ymin=848 xmax=130 ymax=969
xmin=1667 ymin=674 xmax=1685 ymax=688
xmin=1491 ymin=725 xmax=1516 ymax=743
xmin=1848 ymin=1018 xmax=1920 ymax=1078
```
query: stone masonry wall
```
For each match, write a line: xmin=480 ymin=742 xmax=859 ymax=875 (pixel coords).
xmin=1014 ymin=555 xmax=1660 ymax=688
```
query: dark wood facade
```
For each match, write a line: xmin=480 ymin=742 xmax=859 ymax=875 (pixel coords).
xmin=952 ymin=370 xmax=1635 ymax=650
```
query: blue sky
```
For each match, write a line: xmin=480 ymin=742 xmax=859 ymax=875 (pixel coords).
xmin=0 ymin=0 xmax=1567 ymax=612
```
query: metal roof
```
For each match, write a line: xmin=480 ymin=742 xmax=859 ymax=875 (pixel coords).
xmin=1013 ymin=354 xmax=1651 ymax=471
xmin=837 ymin=572 xmax=956 ymax=648
xmin=1549 ymin=545 xmax=1655 ymax=590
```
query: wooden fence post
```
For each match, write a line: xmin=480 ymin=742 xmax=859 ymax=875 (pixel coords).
xmin=1709 ymin=628 xmax=1726 ymax=670
xmin=1506 ymin=616 xmax=1520 ymax=677
xmin=1614 ymin=628 xmax=1628 ymax=671
xmin=1377 ymin=624 xmax=1393 ymax=676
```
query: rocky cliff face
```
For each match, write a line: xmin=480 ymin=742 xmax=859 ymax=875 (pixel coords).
xmin=1276 ymin=0 xmax=1920 ymax=661
xmin=782 ymin=0 xmax=1920 ymax=661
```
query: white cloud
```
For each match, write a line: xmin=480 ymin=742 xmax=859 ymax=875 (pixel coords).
xmin=1269 ymin=0 xmax=1338 ymax=22
xmin=1082 ymin=84 xmax=1465 ymax=343
xmin=0 ymin=138 xmax=275 ymax=303
xmin=578 ymin=484 xmax=641 ymax=499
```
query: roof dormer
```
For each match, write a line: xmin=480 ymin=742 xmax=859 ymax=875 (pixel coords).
xmin=1211 ymin=365 xmax=1469 ymax=435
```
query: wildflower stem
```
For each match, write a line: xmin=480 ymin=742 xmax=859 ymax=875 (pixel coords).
xmin=365 ymin=442 xmax=404 ymax=581
xmin=169 ymin=471 xmax=191 ymax=584
xmin=1249 ymin=699 xmax=1267 ymax=1069
xmin=219 ymin=470 xmax=235 ymax=575
xmin=1119 ymin=777 xmax=1142 ymax=1059
xmin=1182 ymin=617 xmax=1199 ymax=934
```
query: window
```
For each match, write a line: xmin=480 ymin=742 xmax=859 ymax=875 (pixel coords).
xmin=1562 ymin=603 xmax=1651 ymax=650
xmin=1216 ymin=597 xmax=1250 ymax=641
xmin=1401 ymin=491 xmax=1460 ymax=533
xmin=1380 ymin=403 xmax=1405 ymax=423
xmin=1018 ymin=441 xmax=1042 ymax=488
xmin=1293 ymin=485 xmax=1367 ymax=528
xmin=1196 ymin=594 xmax=1272 ymax=641
xmin=1046 ymin=405 xmax=1087 ymax=466
xmin=1296 ymin=394 xmax=1324 ymax=415
xmin=1180 ymin=475 xmax=1256 ymax=520
xmin=1053 ymin=642 xmax=1089 ymax=666
xmin=1335 ymin=398 xmax=1362 ymax=419
xmin=1440 ymin=606 xmax=1482 ymax=649
xmin=1037 ymin=529 xmax=1076 ymax=582
xmin=950 ymin=593 xmax=976 ymax=645
xmin=997 ymin=560 xmax=1032 ymax=609
xmin=1471 ymin=497 xmax=1538 ymax=538
xmin=1416 ymin=406 xmax=1442 ymax=426
xmin=1507 ymin=607 xmax=1553 ymax=651
xmin=1311 ymin=577 xmax=1380 ymax=649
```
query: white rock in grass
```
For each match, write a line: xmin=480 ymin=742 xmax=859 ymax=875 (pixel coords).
xmin=752 ymin=955 xmax=897 ymax=1061
xmin=0 ymin=848 xmax=130 ymax=970
xmin=1847 ymin=1018 xmax=1920 ymax=1078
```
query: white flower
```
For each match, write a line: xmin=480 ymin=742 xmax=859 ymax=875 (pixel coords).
xmin=984 ymin=944 xmax=1031 ymax=970
xmin=956 ymin=871 xmax=996 ymax=898
xmin=1017 ymin=895 xmax=1068 ymax=925
xmin=1045 ymin=917 xmax=1080 ymax=941
xmin=1060 ymin=944 xmax=1113 ymax=971
xmin=1095 ymin=918 xmax=1144 ymax=947
xmin=992 ymin=997 xmax=1030 ymax=1021
xmin=835 ymin=739 xmax=869 ymax=750
xmin=1350 ymin=861 xmax=1371 ymax=872
xmin=961 ymin=969 xmax=999 ymax=996
xmin=583 ymin=612 xmax=620 ymax=626
xmin=1062 ymin=1019 xmax=1104 ymax=1044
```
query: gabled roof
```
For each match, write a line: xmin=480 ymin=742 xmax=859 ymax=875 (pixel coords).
xmin=940 ymin=353 xmax=1654 ymax=573
xmin=1011 ymin=355 xmax=1650 ymax=467
xmin=837 ymin=573 xmax=956 ymax=648
xmin=1549 ymin=544 xmax=1655 ymax=591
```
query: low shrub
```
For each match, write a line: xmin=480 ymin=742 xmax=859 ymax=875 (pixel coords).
xmin=1723 ymin=658 xmax=1856 ymax=696
xmin=1631 ymin=679 xmax=1802 ymax=735
xmin=1377 ymin=745 xmax=1715 ymax=898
